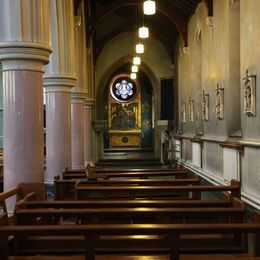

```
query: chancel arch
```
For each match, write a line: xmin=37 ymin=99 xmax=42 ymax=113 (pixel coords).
xmin=96 ymin=56 xmax=160 ymax=160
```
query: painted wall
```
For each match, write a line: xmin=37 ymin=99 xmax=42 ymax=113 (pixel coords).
xmin=240 ymin=0 xmax=260 ymax=207
xmin=177 ymin=0 xmax=260 ymax=209
xmin=95 ymin=32 xmax=173 ymax=90
xmin=241 ymin=0 xmax=260 ymax=139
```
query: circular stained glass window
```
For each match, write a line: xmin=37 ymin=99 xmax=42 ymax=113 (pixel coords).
xmin=110 ymin=75 xmax=138 ymax=103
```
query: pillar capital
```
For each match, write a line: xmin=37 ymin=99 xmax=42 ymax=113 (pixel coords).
xmin=71 ymin=92 xmax=87 ymax=103
xmin=0 ymin=42 xmax=52 ymax=72
xmin=44 ymin=75 xmax=76 ymax=93
xmin=84 ymin=99 xmax=95 ymax=107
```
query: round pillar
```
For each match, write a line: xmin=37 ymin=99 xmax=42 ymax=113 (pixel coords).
xmin=44 ymin=76 xmax=75 ymax=183
xmin=0 ymin=43 xmax=51 ymax=193
xmin=71 ymin=93 xmax=86 ymax=169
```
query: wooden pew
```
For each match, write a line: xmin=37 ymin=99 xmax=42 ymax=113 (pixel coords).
xmin=54 ymin=176 xmax=201 ymax=200
xmin=93 ymin=166 xmax=186 ymax=173
xmin=1 ymin=221 xmax=260 ymax=260
xmin=0 ymin=212 xmax=8 ymax=225
xmin=77 ymin=177 xmax=201 ymax=186
xmin=16 ymin=190 xmax=232 ymax=211
xmin=75 ymin=180 xmax=240 ymax=200
xmin=14 ymin=197 xmax=246 ymax=225
xmin=63 ymin=169 xmax=190 ymax=180
xmin=15 ymin=191 xmax=232 ymax=210
xmin=0 ymin=183 xmax=45 ymax=224
xmin=63 ymin=165 xmax=186 ymax=174
xmin=16 ymin=198 xmax=233 ymax=210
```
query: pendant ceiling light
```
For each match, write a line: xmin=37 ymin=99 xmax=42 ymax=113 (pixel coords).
xmin=139 ymin=26 xmax=149 ymax=38
xmin=133 ymin=56 xmax=141 ymax=65
xmin=130 ymin=73 xmax=137 ymax=79
xmin=143 ymin=0 xmax=156 ymax=15
xmin=132 ymin=65 xmax=139 ymax=73
xmin=136 ymin=43 xmax=144 ymax=54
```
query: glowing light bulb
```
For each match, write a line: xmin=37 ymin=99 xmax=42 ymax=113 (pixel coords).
xmin=143 ymin=0 xmax=156 ymax=15
xmin=130 ymin=73 xmax=137 ymax=79
xmin=133 ymin=56 xmax=141 ymax=65
xmin=136 ymin=43 xmax=144 ymax=54
xmin=139 ymin=26 xmax=149 ymax=38
xmin=132 ymin=65 xmax=138 ymax=73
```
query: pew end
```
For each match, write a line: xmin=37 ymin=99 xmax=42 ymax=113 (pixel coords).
xmin=17 ymin=183 xmax=46 ymax=201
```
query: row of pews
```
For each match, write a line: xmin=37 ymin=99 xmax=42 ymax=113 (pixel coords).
xmin=0 ymin=165 xmax=260 ymax=260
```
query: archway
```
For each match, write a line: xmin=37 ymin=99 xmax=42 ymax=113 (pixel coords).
xmin=96 ymin=56 xmax=161 ymax=161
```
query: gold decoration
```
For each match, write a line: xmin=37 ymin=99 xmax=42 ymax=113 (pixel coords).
xmin=108 ymin=74 xmax=141 ymax=148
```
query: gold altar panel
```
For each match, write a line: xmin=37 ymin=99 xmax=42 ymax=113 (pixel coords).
xmin=108 ymin=74 xmax=141 ymax=148
xmin=110 ymin=133 xmax=141 ymax=147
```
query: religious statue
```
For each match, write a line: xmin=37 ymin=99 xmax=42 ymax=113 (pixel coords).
xmin=243 ymin=70 xmax=256 ymax=116
xmin=202 ymin=91 xmax=209 ymax=121
xmin=245 ymin=84 xmax=252 ymax=111
xmin=215 ymin=84 xmax=224 ymax=120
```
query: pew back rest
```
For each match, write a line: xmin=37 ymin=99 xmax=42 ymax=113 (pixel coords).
xmin=1 ymin=221 xmax=260 ymax=260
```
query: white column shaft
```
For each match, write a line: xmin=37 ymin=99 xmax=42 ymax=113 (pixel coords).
xmin=71 ymin=101 xmax=84 ymax=169
xmin=45 ymin=90 xmax=71 ymax=182
xmin=84 ymin=104 xmax=94 ymax=164
xmin=3 ymin=69 xmax=44 ymax=192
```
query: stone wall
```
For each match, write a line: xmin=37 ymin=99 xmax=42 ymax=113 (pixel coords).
xmin=177 ymin=0 xmax=260 ymax=209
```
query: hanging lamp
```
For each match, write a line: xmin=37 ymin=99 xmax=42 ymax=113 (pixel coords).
xmin=136 ymin=43 xmax=144 ymax=54
xmin=133 ymin=56 xmax=141 ymax=65
xmin=130 ymin=73 xmax=137 ymax=79
xmin=131 ymin=65 xmax=139 ymax=73
xmin=143 ymin=0 xmax=156 ymax=15
xmin=139 ymin=26 xmax=149 ymax=38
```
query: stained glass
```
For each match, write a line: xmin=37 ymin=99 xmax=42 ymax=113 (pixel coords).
xmin=110 ymin=76 xmax=138 ymax=103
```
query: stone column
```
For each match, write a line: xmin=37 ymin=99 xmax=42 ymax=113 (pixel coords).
xmin=0 ymin=0 xmax=51 ymax=196
xmin=84 ymin=99 xmax=95 ymax=165
xmin=44 ymin=0 xmax=76 ymax=183
xmin=71 ymin=1 xmax=88 ymax=168
xmin=71 ymin=93 xmax=85 ymax=169
xmin=44 ymin=78 xmax=74 ymax=183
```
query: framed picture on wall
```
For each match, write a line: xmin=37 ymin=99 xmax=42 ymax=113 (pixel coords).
xmin=202 ymin=91 xmax=209 ymax=121
xmin=243 ymin=70 xmax=256 ymax=116
xmin=215 ymin=84 xmax=224 ymax=120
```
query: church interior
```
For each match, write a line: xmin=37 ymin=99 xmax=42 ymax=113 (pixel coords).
xmin=1 ymin=0 xmax=260 ymax=259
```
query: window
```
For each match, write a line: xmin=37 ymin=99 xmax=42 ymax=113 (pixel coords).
xmin=110 ymin=76 xmax=138 ymax=103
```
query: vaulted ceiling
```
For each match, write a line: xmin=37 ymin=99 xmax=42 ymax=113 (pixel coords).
xmin=74 ymin=0 xmax=213 ymax=62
